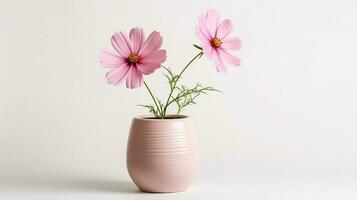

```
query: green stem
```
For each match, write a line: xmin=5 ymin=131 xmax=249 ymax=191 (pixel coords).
xmin=143 ymin=81 xmax=162 ymax=117
xmin=162 ymin=51 xmax=203 ymax=117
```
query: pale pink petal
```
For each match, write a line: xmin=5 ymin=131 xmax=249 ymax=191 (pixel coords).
xmin=100 ymin=49 xmax=126 ymax=68
xmin=212 ymin=49 xmax=227 ymax=73
xmin=216 ymin=19 xmax=233 ymax=39
xmin=111 ymin=37 xmax=128 ymax=57
xmin=198 ymin=14 xmax=211 ymax=40
xmin=126 ymin=67 xmax=143 ymax=89
xmin=112 ymin=32 xmax=131 ymax=57
xmin=205 ymin=10 xmax=220 ymax=38
xmin=221 ymin=37 xmax=242 ymax=50
xmin=141 ymin=49 xmax=166 ymax=65
xmin=202 ymin=45 xmax=214 ymax=58
xmin=136 ymin=63 xmax=157 ymax=75
xmin=129 ymin=27 xmax=144 ymax=54
xmin=139 ymin=31 xmax=162 ymax=57
xmin=106 ymin=64 xmax=131 ymax=85
xmin=137 ymin=50 xmax=166 ymax=75
xmin=195 ymin=25 xmax=211 ymax=45
xmin=125 ymin=67 xmax=132 ymax=88
xmin=220 ymin=50 xmax=241 ymax=66
xmin=119 ymin=32 xmax=133 ymax=53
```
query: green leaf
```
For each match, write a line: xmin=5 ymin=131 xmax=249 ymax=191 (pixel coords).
xmin=168 ymin=83 xmax=221 ymax=115
xmin=193 ymin=44 xmax=203 ymax=50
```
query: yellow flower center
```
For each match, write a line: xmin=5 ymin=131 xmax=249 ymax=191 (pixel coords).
xmin=211 ymin=37 xmax=222 ymax=48
xmin=128 ymin=53 xmax=139 ymax=64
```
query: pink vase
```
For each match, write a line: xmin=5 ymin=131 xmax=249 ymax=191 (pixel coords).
xmin=126 ymin=115 xmax=197 ymax=193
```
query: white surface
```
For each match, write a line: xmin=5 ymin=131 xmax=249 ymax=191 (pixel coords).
xmin=1 ymin=0 xmax=357 ymax=199
xmin=0 ymin=178 xmax=356 ymax=200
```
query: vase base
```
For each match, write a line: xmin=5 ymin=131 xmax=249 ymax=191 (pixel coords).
xmin=139 ymin=187 xmax=189 ymax=193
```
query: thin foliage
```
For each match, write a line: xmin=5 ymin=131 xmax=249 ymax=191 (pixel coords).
xmin=139 ymin=49 xmax=220 ymax=118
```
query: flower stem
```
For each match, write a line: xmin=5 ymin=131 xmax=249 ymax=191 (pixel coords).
xmin=143 ymin=81 xmax=162 ymax=117
xmin=162 ymin=51 xmax=203 ymax=117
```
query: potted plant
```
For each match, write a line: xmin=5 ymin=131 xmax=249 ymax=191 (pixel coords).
xmin=99 ymin=10 xmax=241 ymax=193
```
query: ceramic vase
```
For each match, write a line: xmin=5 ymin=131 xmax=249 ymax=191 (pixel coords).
xmin=126 ymin=115 xmax=197 ymax=193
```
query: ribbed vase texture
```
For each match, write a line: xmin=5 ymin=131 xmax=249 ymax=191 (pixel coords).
xmin=126 ymin=115 xmax=197 ymax=193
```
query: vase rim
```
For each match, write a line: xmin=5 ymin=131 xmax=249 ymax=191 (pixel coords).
xmin=134 ymin=114 xmax=190 ymax=121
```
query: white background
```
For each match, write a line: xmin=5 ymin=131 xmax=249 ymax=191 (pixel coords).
xmin=1 ymin=0 xmax=357 ymax=199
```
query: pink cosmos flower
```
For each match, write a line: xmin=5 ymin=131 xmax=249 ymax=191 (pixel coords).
xmin=196 ymin=10 xmax=242 ymax=72
xmin=100 ymin=28 xmax=166 ymax=89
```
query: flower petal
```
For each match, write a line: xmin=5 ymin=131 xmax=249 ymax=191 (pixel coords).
xmin=129 ymin=27 xmax=144 ymax=54
xmin=126 ymin=67 xmax=143 ymax=89
xmin=205 ymin=10 xmax=220 ymax=38
xmin=141 ymin=49 xmax=166 ymax=65
xmin=212 ymin=49 xmax=227 ymax=73
xmin=220 ymin=50 xmax=241 ymax=66
xmin=202 ymin=45 xmax=214 ymax=59
xmin=216 ymin=19 xmax=233 ymax=39
xmin=106 ymin=64 xmax=131 ymax=85
xmin=198 ymin=14 xmax=211 ymax=40
xmin=139 ymin=31 xmax=163 ymax=57
xmin=112 ymin=32 xmax=132 ymax=57
xmin=195 ymin=25 xmax=211 ymax=45
xmin=100 ymin=49 xmax=126 ymax=68
xmin=136 ymin=63 xmax=156 ymax=75
xmin=221 ymin=37 xmax=242 ymax=50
